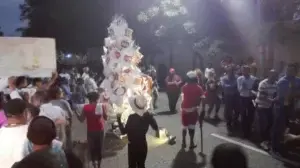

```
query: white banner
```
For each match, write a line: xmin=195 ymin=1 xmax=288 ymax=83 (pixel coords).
xmin=0 ymin=37 xmax=56 ymax=77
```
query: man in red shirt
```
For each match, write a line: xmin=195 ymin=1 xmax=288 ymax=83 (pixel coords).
xmin=76 ymin=92 xmax=107 ymax=168
xmin=165 ymin=68 xmax=182 ymax=113
xmin=181 ymin=71 xmax=204 ymax=149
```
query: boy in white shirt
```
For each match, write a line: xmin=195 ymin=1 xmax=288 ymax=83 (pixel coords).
xmin=0 ymin=99 xmax=28 ymax=168
xmin=31 ymin=91 xmax=67 ymax=122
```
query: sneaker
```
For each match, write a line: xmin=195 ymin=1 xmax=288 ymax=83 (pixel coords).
xmin=227 ymin=131 xmax=234 ymax=137
xmin=189 ymin=144 xmax=197 ymax=150
xmin=260 ymin=141 xmax=269 ymax=151
xmin=214 ymin=115 xmax=220 ymax=120
xmin=270 ymin=150 xmax=281 ymax=158
xmin=227 ymin=127 xmax=234 ymax=136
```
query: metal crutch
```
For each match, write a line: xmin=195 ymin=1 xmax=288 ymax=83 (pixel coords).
xmin=199 ymin=109 xmax=205 ymax=155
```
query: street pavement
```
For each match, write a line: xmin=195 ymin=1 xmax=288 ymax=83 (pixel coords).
xmin=72 ymin=93 xmax=300 ymax=168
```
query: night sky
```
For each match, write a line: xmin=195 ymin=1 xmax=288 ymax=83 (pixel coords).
xmin=0 ymin=0 xmax=25 ymax=36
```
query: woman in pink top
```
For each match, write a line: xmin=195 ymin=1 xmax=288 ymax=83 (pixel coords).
xmin=0 ymin=110 xmax=7 ymax=127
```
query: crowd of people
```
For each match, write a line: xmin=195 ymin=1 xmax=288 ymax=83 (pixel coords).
xmin=164 ymin=57 xmax=300 ymax=159
xmin=0 ymin=66 xmax=109 ymax=168
xmin=1 ymin=56 xmax=300 ymax=168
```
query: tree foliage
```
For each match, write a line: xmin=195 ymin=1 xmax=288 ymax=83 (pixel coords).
xmin=18 ymin=0 xmax=114 ymax=53
xmin=261 ymin=0 xmax=300 ymax=22
xmin=134 ymin=0 xmax=243 ymax=59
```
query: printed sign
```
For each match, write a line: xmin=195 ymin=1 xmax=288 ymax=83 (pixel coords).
xmin=0 ymin=37 xmax=56 ymax=77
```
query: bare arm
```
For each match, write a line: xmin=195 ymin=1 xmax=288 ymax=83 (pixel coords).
xmin=146 ymin=112 xmax=159 ymax=131
xmin=117 ymin=114 xmax=128 ymax=135
xmin=54 ymin=124 xmax=67 ymax=148
xmin=165 ymin=76 xmax=174 ymax=85
xmin=74 ymin=106 xmax=86 ymax=122
xmin=44 ymin=72 xmax=58 ymax=89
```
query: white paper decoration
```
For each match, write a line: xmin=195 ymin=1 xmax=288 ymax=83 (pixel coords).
xmin=101 ymin=16 xmax=152 ymax=124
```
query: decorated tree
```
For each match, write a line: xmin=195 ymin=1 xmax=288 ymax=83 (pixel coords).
xmin=100 ymin=16 xmax=153 ymax=124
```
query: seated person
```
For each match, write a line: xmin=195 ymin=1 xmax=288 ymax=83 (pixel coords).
xmin=284 ymin=133 xmax=300 ymax=149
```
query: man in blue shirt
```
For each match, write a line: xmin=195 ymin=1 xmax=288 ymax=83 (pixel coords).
xmin=271 ymin=63 xmax=300 ymax=155
xmin=220 ymin=66 xmax=239 ymax=135
xmin=237 ymin=66 xmax=257 ymax=138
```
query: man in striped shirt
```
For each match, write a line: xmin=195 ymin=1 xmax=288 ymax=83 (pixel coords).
xmin=255 ymin=69 xmax=277 ymax=150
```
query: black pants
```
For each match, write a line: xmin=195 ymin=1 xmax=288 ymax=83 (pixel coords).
xmin=65 ymin=123 xmax=72 ymax=151
xmin=152 ymin=87 xmax=158 ymax=108
xmin=240 ymin=97 xmax=255 ymax=137
xmin=167 ymin=90 xmax=180 ymax=112
xmin=224 ymin=94 xmax=239 ymax=130
xmin=257 ymin=107 xmax=273 ymax=142
xmin=87 ymin=131 xmax=104 ymax=162
xmin=128 ymin=143 xmax=147 ymax=168
xmin=271 ymin=106 xmax=290 ymax=152
xmin=206 ymin=94 xmax=221 ymax=116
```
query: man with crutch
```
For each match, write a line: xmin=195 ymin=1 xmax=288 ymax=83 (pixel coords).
xmin=181 ymin=71 xmax=204 ymax=149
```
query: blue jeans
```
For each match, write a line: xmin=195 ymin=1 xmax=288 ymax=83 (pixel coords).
xmin=271 ymin=106 xmax=288 ymax=152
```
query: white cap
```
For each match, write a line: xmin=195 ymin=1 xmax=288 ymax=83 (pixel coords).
xmin=186 ymin=71 xmax=197 ymax=79
xmin=129 ymin=94 xmax=148 ymax=116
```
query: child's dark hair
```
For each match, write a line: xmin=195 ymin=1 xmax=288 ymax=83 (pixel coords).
xmin=32 ymin=91 xmax=48 ymax=103
xmin=86 ymin=92 xmax=99 ymax=103
xmin=77 ymin=78 xmax=84 ymax=85
xmin=211 ymin=143 xmax=248 ymax=168
xmin=27 ymin=116 xmax=56 ymax=145
xmin=32 ymin=78 xmax=42 ymax=86
xmin=15 ymin=76 xmax=27 ymax=88
xmin=27 ymin=104 xmax=40 ymax=117
xmin=47 ymin=86 xmax=61 ymax=100
xmin=4 ymin=99 xmax=27 ymax=117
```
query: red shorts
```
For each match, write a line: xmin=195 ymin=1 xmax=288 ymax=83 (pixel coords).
xmin=181 ymin=111 xmax=198 ymax=127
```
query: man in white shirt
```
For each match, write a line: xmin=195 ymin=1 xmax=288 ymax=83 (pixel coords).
xmin=84 ymin=75 xmax=98 ymax=93
xmin=205 ymin=63 xmax=215 ymax=79
xmin=39 ymin=103 xmax=67 ymax=122
xmin=82 ymin=67 xmax=89 ymax=80
xmin=31 ymin=91 xmax=67 ymax=122
xmin=237 ymin=65 xmax=257 ymax=138
xmin=59 ymin=69 xmax=71 ymax=81
xmin=0 ymin=99 xmax=28 ymax=168
xmin=255 ymin=70 xmax=277 ymax=150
